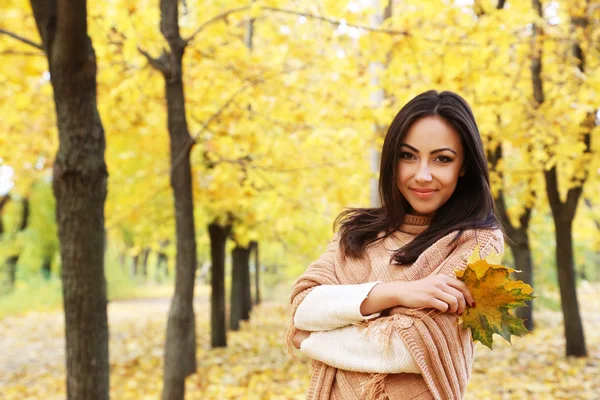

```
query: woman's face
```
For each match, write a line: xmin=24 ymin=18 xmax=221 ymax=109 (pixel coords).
xmin=396 ymin=116 xmax=465 ymax=217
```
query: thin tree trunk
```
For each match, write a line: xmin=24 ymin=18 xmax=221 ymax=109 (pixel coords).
xmin=0 ymin=194 xmax=9 ymax=235
xmin=509 ymin=238 xmax=534 ymax=329
xmin=369 ymin=0 xmax=392 ymax=207
xmin=137 ymin=0 xmax=200 ymax=398
xmin=119 ymin=250 xmax=126 ymax=271
xmin=141 ymin=247 xmax=150 ymax=280
xmin=156 ymin=251 xmax=168 ymax=282
xmin=29 ymin=1 xmax=110 ymax=398
xmin=552 ymin=216 xmax=587 ymax=356
xmin=251 ymin=241 xmax=260 ymax=305
xmin=4 ymin=198 xmax=30 ymax=290
xmin=230 ymin=246 xmax=244 ymax=331
xmin=132 ymin=253 xmax=140 ymax=277
xmin=42 ymin=256 xmax=52 ymax=279
xmin=209 ymin=222 xmax=230 ymax=347
xmin=240 ymin=245 xmax=252 ymax=320
xmin=532 ymin=0 xmax=588 ymax=357
xmin=489 ymin=145 xmax=535 ymax=331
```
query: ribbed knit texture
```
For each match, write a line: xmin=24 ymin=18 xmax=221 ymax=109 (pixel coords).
xmin=285 ymin=214 xmax=504 ymax=400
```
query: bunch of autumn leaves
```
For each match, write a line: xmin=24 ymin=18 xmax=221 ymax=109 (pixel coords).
xmin=454 ymin=246 xmax=535 ymax=350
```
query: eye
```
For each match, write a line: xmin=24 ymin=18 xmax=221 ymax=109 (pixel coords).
xmin=399 ymin=151 xmax=415 ymax=160
xmin=436 ymin=155 xmax=453 ymax=163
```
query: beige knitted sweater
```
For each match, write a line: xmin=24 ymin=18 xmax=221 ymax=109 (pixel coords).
xmin=285 ymin=215 xmax=504 ymax=400
xmin=295 ymin=281 xmax=421 ymax=374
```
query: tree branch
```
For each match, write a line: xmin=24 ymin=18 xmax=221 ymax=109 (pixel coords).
xmin=0 ymin=28 xmax=43 ymax=50
xmin=137 ymin=46 xmax=171 ymax=76
xmin=186 ymin=6 xmax=250 ymax=43
xmin=30 ymin=0 xmax=57 ymax=57
xmin=564 ymin=131 xmax=591 ymax=220
xmin=185 ymin=5 xmax=410 ymax=45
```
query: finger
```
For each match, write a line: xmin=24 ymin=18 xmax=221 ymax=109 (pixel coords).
xmin=446 ymin=278 xmax=475 ymax=306
xmin=432 ymin=298 xmax=450 ymax=312
xmin=441 ymin=286 xmax=466 ymax=314
xmin=437 ymin=291 xmax=459 ymax=313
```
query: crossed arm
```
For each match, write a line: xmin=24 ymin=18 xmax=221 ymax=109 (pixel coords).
xmin=292 ymin=282 xmax=421 ymax=374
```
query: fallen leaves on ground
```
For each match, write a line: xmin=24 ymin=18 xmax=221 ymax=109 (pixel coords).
xmin=1 ymin=283 xmax=599 ymax=399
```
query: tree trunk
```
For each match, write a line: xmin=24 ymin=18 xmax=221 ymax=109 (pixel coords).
xmin=230 ymin=244 xmax=251 ymax=327
xmin=532 ymin=0 xmax=589 ymax=357
xmin=141 ymin=247 xmax=150 ymax=279
xmin=369 ymin=0 xmax=393 ymax=207
xmin=209 ymin=222 xmax=230 ymax=347
xmin=0 ymin=194 xmax=10 ymax=235
xmin=252 ymin=241 xmax=261 ymax=305
xmin=4 ymin=198 xmax=30 ymax=290
xmin=30 ymin=1 xmax=110 ymax=398
xmin=156 ymin=251 xmax=168 ymax=282
xmin=241 ymin=245 xmax=252 ymax=320
xmin=553 ymin=217 xmax=587 ymax=356
xmin=508 ymin=235 xmax=534 ymax=331
xmin=144 ymin=1 xmax=200 ymax=398
xmin=230 ymin=246 xmax=244 ymax=331
xmin=42 ymin=255 xmax=52 ymax=279
xmin=119 ymin=251 xmax=126 ymax=270
xmin=132 ymin=253 xmax=140 ymax=277
xmin=488 ymin=144 xmax=535 ymax=331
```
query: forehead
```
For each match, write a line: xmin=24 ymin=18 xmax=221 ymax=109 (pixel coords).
xmin=403 ymin=116 xmax=462 ymax=151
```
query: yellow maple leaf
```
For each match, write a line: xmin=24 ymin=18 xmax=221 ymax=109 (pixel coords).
xmin=455 ymin=246 xmax=535 ymax=350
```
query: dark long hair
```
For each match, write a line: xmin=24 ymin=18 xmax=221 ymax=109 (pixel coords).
xmin=334 ymin=90 xmax=500 ymax=264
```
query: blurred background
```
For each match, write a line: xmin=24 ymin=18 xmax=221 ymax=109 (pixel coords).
xmin=0 ymin=0 xmax=599 ymax=399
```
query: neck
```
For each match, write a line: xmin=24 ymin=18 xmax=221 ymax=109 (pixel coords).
xmin=398 ymin=213 xmax=432 ymax=234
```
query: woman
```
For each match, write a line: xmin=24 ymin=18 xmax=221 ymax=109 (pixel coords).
xmin=285 ymin=90 xmax=505 ymax=400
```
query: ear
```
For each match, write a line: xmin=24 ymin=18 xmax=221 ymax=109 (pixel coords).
xmin=459 ymin=166 xmax=466 ymax=177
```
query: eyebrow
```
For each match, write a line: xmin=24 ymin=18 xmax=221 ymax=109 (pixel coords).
xmin=399 ymin=143 xmax=457 ymax=156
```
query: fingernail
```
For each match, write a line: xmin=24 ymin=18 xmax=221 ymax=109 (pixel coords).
xmin=471 ymin=301 xmax=476 ymax=308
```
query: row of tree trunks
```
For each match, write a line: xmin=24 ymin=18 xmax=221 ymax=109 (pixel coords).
xmin=131 ymin=247 xmax=151 ymax=278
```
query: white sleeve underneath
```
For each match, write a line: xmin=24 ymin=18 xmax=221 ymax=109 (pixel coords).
xmin=293 ymin=282 xmax=383 ymax=331
xmin=300 ymin=324 xmax=421 ymax=374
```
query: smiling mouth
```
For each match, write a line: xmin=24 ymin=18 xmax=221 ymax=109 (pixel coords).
xmin=410 ymin=188 xmax=437 ymax=198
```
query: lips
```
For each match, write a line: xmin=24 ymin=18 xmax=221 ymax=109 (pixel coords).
xmin=411 ymin=188 xmax=436 ymax=193
xmin=410 ymin=188 xmax=437 ymax=198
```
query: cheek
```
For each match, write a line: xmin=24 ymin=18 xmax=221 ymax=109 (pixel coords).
xmin=396 ymin=167 xmax=407 ymax=187
xmin=439 ymin=167 xmax=461 ymax=187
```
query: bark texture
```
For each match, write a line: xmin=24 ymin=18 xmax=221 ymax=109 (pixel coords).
xmin=30 ymin=0 xmax=110 ymax=398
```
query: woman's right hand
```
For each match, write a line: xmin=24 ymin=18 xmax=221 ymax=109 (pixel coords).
xmin=395 ymin=275 xmax=475 ymax=315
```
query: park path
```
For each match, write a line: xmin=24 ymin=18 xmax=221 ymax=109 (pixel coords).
xmin=0 ymin=293 xmax=209 ymax=388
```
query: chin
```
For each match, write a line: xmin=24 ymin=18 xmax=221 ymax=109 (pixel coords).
xmin=409 ymin=206 xmax=436 ymax=216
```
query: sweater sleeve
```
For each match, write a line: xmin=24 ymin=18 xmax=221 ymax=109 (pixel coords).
xmin=293 ymin=282 xmax=383 ymax=331
xmin=300 ymin=324 xmax=421 ymax=374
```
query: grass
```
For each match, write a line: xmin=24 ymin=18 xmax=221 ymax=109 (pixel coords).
xmin=0 ymin=268 xmax=175 ymax=320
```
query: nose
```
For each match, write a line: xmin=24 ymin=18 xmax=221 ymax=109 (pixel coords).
xmin=415 ymin=162 xmax=432 ymax=183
